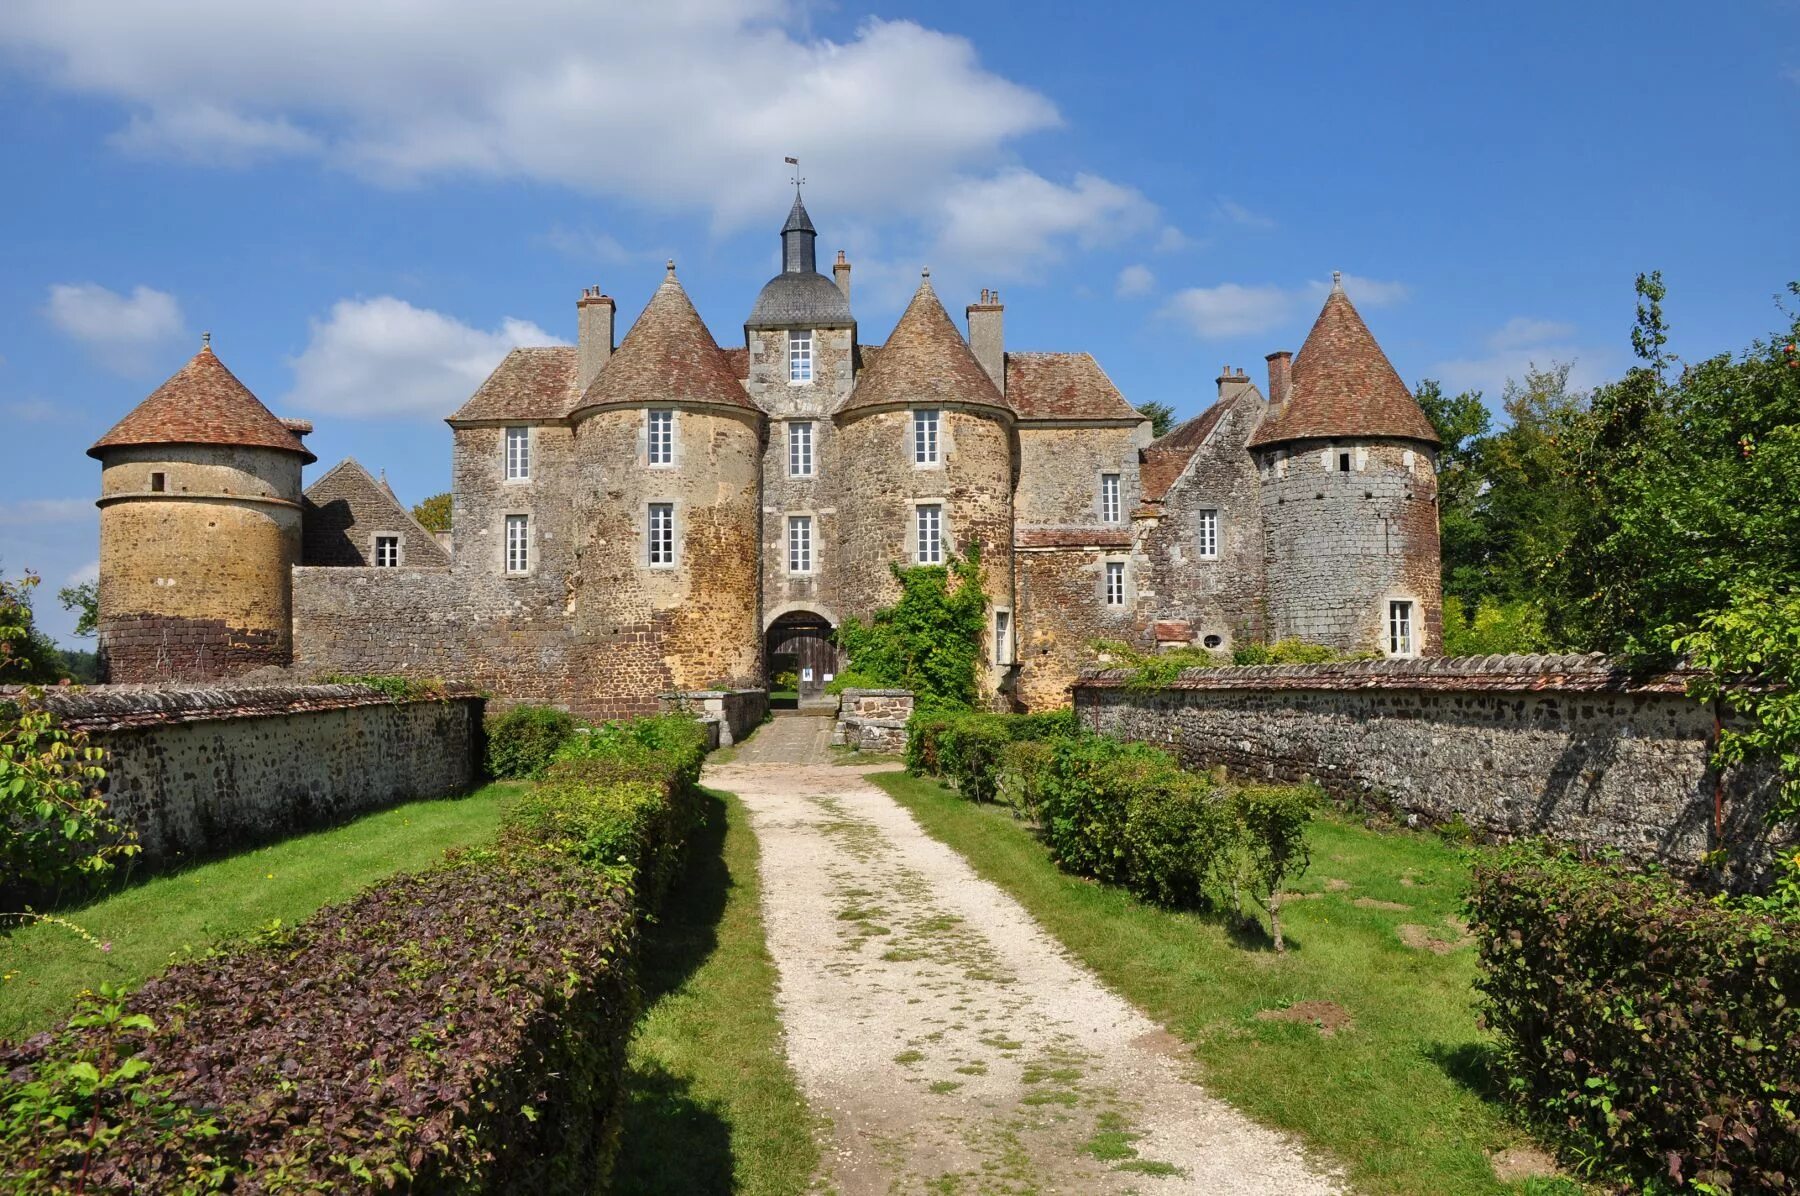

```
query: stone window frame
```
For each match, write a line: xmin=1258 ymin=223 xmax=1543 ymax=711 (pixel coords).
xmin=911 ymin=408 xmax=942 ymax=469
xmin=503 ymin=425 xmax=532 ymax=483
xmin=992 ymin=607 xmax=1014 ymax=666
xmin=1195 ymin=508 xmax=1220 ymax=560
xmin=911 ymin=499 xmax=949 ymax=565
xmin=1102 ymin=557 xmax=1130 ymax=608
xmin=787 ymin=419 xmax=815 ymax=478
xmin=149 ymin=470 xmax=167 ymax=493
xmin=371 ymin=532 xmax=403 ymax=568
xmin=502 ymin=512 xmax=532 ymax=576
xmin=1385 ymin=595 xmax=1420 ymax=658
xmin=788 ymin=330 xmax=814 ymax=385
xmin=785 ymin=512 xmax=816 ymax=576
xmin=645 ymin=408 xmax=678 ymax=469
xmin=645 ymin=500 xmax=680 ymax=570
xmin=1099 ymin=471 xmax=1122 ymax=524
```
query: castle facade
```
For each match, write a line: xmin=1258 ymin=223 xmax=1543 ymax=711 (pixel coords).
xmin=88 ymin=192 xmax=1442 ymax=715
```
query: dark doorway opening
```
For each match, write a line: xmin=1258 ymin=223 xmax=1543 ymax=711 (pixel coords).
xmin=765 ymin=611 xmax=839 ymax=711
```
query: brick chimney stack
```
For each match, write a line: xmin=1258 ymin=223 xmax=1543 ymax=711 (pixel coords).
xmin=833 ymin=249 xmax=852 ymax=303
xmin=966 ymin=288 xmax=1005 ymax=395
xmin=577 ymin=287 xmax=616 ymax=393
xmin=1265 ymin=350 xmax=1293 ymax=408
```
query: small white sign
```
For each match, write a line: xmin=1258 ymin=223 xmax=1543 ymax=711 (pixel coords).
xmin=802 ymin=668 xmax=814 ymax=681
xmin=823 ymin=673 xmax=834 ymax=682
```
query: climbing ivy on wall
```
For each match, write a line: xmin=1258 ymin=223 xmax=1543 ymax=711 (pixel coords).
xmin=835 ymin=549 xmax=988 ymax=711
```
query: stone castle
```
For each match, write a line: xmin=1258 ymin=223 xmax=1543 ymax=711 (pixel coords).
xmin=87 ymin=190 xmax=1442 ymax=716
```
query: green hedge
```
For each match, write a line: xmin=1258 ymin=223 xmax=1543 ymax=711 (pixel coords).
xmin=485 ymin=703 xmax=579 ymax=778
xmin=1 ymin=713 xmax=710 ymax=1194
xmin=1469 ymin=843 xmax=1800 ymax=1192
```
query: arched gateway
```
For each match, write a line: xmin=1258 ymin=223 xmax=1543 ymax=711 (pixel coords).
xmin=765 ymin=610 xmax=840 ymax=704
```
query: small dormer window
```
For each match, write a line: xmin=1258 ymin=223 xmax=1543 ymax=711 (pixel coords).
xmin=788 ymin=330 xmax=813 ymax=384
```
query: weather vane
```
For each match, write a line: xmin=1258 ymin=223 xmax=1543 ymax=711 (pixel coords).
xmin=785 ymin=155 xmax=804 ymax=191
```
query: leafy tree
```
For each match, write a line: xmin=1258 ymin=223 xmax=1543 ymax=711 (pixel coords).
xmin=1136 ymin=401 xmax=1176 ymax=439
xmin=1 ymin=571 xmax=68 ymax=684
xmin=411 ymin=492 xmax=452 ymax=533
xmin=1414 ymin=379 xmax=1491 ymax=602
xmin=58 ymin=580 xmax=97 ymax=639
xmin=836 ymin=548 xmax=988 ymax=709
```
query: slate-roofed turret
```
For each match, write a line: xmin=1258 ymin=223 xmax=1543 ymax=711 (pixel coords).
xmin=747 ymin=189 xmax=854 ymax=330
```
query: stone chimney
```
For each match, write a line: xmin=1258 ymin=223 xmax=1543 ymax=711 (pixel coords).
xmin=577 ymin=287 xmax=616 ymax=393
xmin=966 ymin=289 xmax=1005 ymax=395
xmin=1265 ymin=350 xmax=1293 ymax=408
xmin=833 ymin=250 xmax=852 ymax=302
xmin=1215 ymin=366 xmax=1251 ymax=400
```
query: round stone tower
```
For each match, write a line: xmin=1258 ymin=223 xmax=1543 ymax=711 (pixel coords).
xmin=568 ymin=262 xmax=764 ymax=704
xmin=1247 ymin=274 xmax=1441 ymax=656
xmin=88 ymin=340 xmax=315 ymax=682
xmin=834 ymin=271 xmax=1016 ymax=696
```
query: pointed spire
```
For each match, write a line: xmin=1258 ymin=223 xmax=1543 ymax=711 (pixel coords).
xmin=574 ymin=268 xmax=755 ymax=415
xmin=840 ymin=274 xmax=1009 ymax=416
xmin=89 ymin=344 xmax=316 ymax=462
xmin=1247 ymin=279 xmax=1437 ymax=448
xmin=780 ymin=191 xmax=818 ymax=274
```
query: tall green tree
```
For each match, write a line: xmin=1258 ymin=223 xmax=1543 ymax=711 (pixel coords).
xmin=411 ymin=492 xmax=452 ymax=533
xmin=0 ymin=570 xmax=67 ymax=684
xmin=1413 ymin=379 xmax=1491 ymax=604
xmin=57 ymin=580 xmax=97 ymax=639
xmin=1136 ymin=401 xmax=1176 ymax=439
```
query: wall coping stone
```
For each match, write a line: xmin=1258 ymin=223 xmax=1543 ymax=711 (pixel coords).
xmin=0 ymin=683 xmax=481 ymax=734
xmin=658 ymin=688 xmax=767 ymax=700
xmin=839 ymin=688 xmax=915 ymax=698
xmin=1075 ymin=653 xmax=1701 ymax=696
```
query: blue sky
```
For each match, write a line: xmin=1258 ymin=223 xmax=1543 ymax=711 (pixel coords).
xmin=2 ymin=0 xmax=1796 ymax=645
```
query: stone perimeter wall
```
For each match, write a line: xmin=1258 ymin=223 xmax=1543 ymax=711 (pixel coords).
xmin=658 ymin=688 xmax=769 ymax=748
xmin=1073 ymin=655 xmax=1787 ymax=885
xmin=15 ymin=683 xmax=483 ymax=874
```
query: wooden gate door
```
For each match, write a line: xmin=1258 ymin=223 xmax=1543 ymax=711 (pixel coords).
xmin=768 ymin=616 xmax=838 ymax=699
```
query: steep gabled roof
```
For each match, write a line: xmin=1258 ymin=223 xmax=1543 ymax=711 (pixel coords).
xmin=1139 ymin=381 xmax=1263 ymax=501
xmin=838 ymin=276 xmax=1008 ymax=416
xmin=574 ymin=268 xmax=756 ymax=415
xmin=301 ymin=457 xmax=451 ymax=568
xmin=449 ymin=346 xmax=578 ymax=423
xmin=1248 ymin=281 xmax=1437 ymax=448
xmin=1006 ymin=352 xmax=1140 ymax=421
xmin=89 ymin=346 xmax=316 ymax=463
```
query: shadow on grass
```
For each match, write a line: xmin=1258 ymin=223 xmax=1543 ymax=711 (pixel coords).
xmin=611 ymin=788 xmax=736 ymax=1194
xmin=1424 ymin=1039 xmax=1505 ymax=1102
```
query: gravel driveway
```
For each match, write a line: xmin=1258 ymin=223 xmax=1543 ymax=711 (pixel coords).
xmin=706 ymin=716 xmax=1342 ymax=1195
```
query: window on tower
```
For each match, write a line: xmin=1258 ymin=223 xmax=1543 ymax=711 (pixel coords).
xmin=1100 ymin=473 xmax=1121 ymax=523
xmin=915 ymin=503 xmax=943 ymax=564
xmin=1105 ymin=560 xmax=1126 ymax=606
xmin=788 ymin=330 xmax=813 ymax=384
xmin=648 ymin=503 xmax=675 ymax=567
xmin=788 ymin=420 xmax=814 ymax=477
xmin=913 ymin=409 xmax=940 ymax=466
xmin=1388 ymin=600 xmax=1415 ymax=657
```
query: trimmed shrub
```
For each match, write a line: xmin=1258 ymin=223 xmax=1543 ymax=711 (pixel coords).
xmin=1120 ymin=768 xmax=1235 ymax=908
xmin=1039 ymin=735 xmax=1181 ymax=885
xmin=0 ymin=856 xmax=637 ymax=1193
xmin=905 ymin=707 xmax=959 ymax=777
xmin=485 ymin=704 xmax=578 ymax=778
xmin=995 ymin=740 xmax=1056 ymax=820
xmin=1469 ymin=843 xmax=1800 ymax=1192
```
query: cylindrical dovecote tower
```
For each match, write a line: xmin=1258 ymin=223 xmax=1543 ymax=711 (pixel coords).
xmin=88 ymin=341 xmax=315 ymax=682
xmin=834 ymin=271 xmax=1016 ymax=698
xmin=1248 ymin=275 xmax=1441 ymax=657
xmin=568 ymin=263 xmax=764 ymax=709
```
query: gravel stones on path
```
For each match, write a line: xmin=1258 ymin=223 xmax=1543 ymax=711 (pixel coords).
xmin=708 ymin=724 xmax=1342 ymax=1195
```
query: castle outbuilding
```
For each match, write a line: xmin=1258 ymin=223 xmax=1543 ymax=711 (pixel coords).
xmin=91 ymin=191 xmax=1442 ymax=712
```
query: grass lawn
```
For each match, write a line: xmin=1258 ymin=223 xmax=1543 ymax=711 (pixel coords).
xmin=871 ymin=771 xmax=1576 ymax=1196
xmin=614 ymin=786 xmax=821 ymax=1194
xmin=0 ymin=782 xmax=524 ymax=1040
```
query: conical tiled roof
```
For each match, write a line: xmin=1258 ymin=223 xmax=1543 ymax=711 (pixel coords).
xmin=1247 ymin=282 xmax=1437 ymax=448
xmin=838 ymin=275 xmax=1009 ymax=416
xmin=573 ymin=267 xmax=756 ymax=415
xmin=88 ymin=346 xmax=316 ymax=462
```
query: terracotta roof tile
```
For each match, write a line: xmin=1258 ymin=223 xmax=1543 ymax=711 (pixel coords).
xmin=721 ymin=346 xmax=748 ymax=379
xmin=1137 ymin=384 xmax=1261 ymax=501
xmin=575 ymin=271 xmax=756 ymax=414
xmin=89 ymin=347 xmax=315 ymax=463
xmin=449 ymin=346 xmax=577 ymax=423
xmin=1077 ymin=654 xmax=1694 ymax=695
xmin=1248 ymin=286 xmax=1438 ymax=448
xmin=1005 ymin=352 xmax=1139 ymax=421
xmin=1015 ymin=529 xmax=1133 ymax=549
xmin=839 ymin=278 xmax=1008 ymax=416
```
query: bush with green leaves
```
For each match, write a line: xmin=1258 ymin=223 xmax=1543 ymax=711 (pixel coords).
xmin=484 ymin=703 xmax=579 ymax=779
xmin=994 ymin=739 xmax=1056 ymax=820
xmin=1223 ymin=785 xmax=1317 ymax=951
xmin=836 ymin=549 xmax=988 ymax=709
xmin=1231 ymin=638 xmax=1369 ymax=666
xmin=1469 ymin=842 xmax=1800 ymax=1192
xmin=1440 ymin=595 xmax=1552 ymax=657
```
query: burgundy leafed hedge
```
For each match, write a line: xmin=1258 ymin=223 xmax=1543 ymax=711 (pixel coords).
xmin=1469 ymin=844 xmax=1800 ymax=1193
xmin=1 ymin=711 xmax=712 ymax=1194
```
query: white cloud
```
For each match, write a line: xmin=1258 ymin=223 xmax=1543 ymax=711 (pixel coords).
xmin=0 ymin=3 xmax=1112 ymax=242
xmin=1429 ymin=318 xmax=1609 ymax=399
xmin=544 ymin=227 xmax=666 ymax=268
xmin=43 ymin=283 xmax=185 ymax=374
xmin=65 ymin=560 xmax=99 ymax=586
xmin=285 ymin=297 xmax=565 ymax=418
xmin=1115 ymin=264 xmax=1155 ymax=298
xmin=2 ymin=398 xmax=62 ymax=422
xmin=1162 ymin=273 xmax=1410 ymax=340
xmin=1485 ymin=316 xmax=1577 ymax=351
xmin=1161 ymin=283 xmax=1293 ymax=339
xmin=1154 ymin=226 xmax=1197 ymax=254
xmin=1215 ymin=198 xmax=1275 ymax=229
xmin=0 ymin=498 xmax=95 ymax=525
xmin=933 ymin=170 xmax=1155 ymax=279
